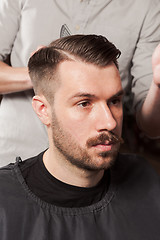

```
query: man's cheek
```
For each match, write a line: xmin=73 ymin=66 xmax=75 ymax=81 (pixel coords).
xmin=65 ymin=121 xmax=88 ymax=142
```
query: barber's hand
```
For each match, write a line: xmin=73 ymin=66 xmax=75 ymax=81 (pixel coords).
xmin=31 ymin=45 xmax=45 ymax=57
xmin=9 ymin=66 xmax=33 ymax=93
xmin=0 ymin=61 xmax=33 ymax=94
xmin=17 ymin=66 xmax=33 ymax=88
xmin=152 ymin=44 xmax=160 ymax=87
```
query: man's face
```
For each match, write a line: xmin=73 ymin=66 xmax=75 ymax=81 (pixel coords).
xmin=50 ymin=61 xmax=123 ymax=171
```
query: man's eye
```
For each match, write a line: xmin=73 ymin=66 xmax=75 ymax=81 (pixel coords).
xmin=110 ymin=98 xmax=121 ymax=106
xmin=78 ymin=101 xmax=91 ymax=108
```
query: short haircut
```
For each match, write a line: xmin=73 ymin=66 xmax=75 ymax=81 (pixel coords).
xmin=28 ymin=34 xmax=121 ymax=101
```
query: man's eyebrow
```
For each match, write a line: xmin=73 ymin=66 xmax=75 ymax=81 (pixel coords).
xmin=111 ymin=89 xmax=124 ymax=98
xmin=69 ymin=93 xmax=97 ymax=100
xmin=69 ymin=89 xmax=124 ymax=100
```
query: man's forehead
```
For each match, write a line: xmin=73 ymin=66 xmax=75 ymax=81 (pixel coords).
xmin=56 ymin=60 xmax=122 ymax=98
xmin=58 ymin=60 xmax=120 ymax=81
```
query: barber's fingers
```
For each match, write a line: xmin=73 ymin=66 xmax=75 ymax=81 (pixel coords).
xmin=30 ymin=45 xmax=46 ymax=57
xmin=152 ymin=44 xmax=160 ymax=69
xmin=152 ymin=44 xmax=160 ymax=85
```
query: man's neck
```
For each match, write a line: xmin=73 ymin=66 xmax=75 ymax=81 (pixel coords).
xmin=43 ymin=148 xmax=104 ymax=188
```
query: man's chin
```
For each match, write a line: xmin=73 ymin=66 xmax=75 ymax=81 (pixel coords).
xmin=99 ymin=149 xmax=118 ymax=158
xmin=96 ymin=148 xmax=119 ymax=168
xmin=83 ymin=151 xmax=118 ymax=171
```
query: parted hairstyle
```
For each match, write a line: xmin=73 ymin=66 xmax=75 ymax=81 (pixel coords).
xmin=28 ymin=34 xmax=121 ymax=101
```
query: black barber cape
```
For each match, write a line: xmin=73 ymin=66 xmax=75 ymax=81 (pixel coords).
xmin=0 ymin=152 xmax=160 ymax=240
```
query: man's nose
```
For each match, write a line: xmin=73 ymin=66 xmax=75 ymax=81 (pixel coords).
xmin=94 ymin=103 xmax=117 ymax=132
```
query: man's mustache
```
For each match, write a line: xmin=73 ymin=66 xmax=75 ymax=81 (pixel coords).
xmin=86 ymin=132 xmax=124 ymax=147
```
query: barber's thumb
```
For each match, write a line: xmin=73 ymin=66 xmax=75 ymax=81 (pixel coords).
xmin=30 ymin=45 xmax=46 ymax=57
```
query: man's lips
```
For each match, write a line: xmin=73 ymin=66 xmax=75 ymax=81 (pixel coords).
xmin=86 ymin=132 xmax=124 ymax=150
xmin=92 ymin=140 xmax=113 ymax=146
xmin=92 ymin=141 xmax=116 ymax=151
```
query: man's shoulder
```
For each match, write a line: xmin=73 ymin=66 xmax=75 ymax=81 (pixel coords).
xmin=0 ymin=152 xmax=44 ymax=211
xmin=113 ymin=153 xmax=160 ymax=191
xmin=0 ymin=161 xmax=22 ymax=203
xmin=0 ymin=162 xmax=16 ymax=181
xmin=116 ymin=152 xmax=158 ymax=175
xmin=0 ymin=151 xmax=43 ymax=189
xmin=117 ymin=152 xmax=147 ymax=166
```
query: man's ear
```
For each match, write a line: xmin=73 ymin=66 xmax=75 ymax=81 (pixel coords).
xmin=32 ymin=95 xmax=51 ymax=126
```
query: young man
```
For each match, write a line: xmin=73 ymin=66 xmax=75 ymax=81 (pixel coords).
xmin=0 ymin=0 xmax=160 ymax=167
xmin=0 ymin=35 xmax=159 ymax=239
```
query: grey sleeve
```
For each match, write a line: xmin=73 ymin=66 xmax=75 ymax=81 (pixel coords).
xmin=0 ymin=0 xmax=22 ymax=61
xmin=131 ymin=0 xmax=160 ymax=111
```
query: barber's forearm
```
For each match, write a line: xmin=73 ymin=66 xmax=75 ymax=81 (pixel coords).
xmin=137 ymin=81 xmax=160 ymax=138
xmin=0 ymin=61 xmax=32 ymax=94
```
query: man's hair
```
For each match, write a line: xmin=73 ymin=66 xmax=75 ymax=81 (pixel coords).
xmin=28 ymin=34 xmax=121 ymax=101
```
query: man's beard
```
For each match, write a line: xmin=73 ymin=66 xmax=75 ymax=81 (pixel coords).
xmin=51 ymin=112 xmax=123 ymax=171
